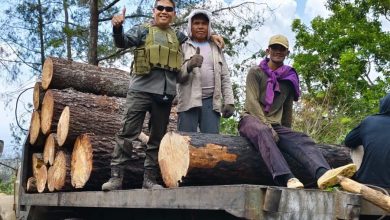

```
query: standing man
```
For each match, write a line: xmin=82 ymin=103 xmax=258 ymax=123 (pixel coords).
xmin=239 ymin=34 xmax=356 ymax=189
xmin=102 ymin=0 xmax=224 ymax=190
xmin=176 ymin=9 xmax=234 ymax=134
xmin=344 ymin=93 xmax=390 ymax=188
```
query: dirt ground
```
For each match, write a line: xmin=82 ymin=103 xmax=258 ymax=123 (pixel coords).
xmin=0 ymin=193 xmax=16 ymax=220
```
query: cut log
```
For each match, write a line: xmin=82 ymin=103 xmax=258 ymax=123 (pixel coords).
xmin=41 ymin=57 xmax=130 ymax=97
xmin=43 ymin=133 xmax=59 ymax=166
xmin=26 ymin=177 xmax=37 ymax=193
xmin=338 ymin=176 xmax=390 ymax=213
xmin=33 ymin=82 xmax=44 ymax=110
xmin=158 ymin=132 xmax=353 ymax=188
xmin=41 ymin=90 xmax=69 ymax=135
xmin=71 ymin=133 xmax=145 ymax=190
xmin=29 ymin=111 xmax=45 ymax=146
xmin=47 ymin=150 xmax=71 ymax=192
xmin=32 ymin=153 xmax=48 ymax=192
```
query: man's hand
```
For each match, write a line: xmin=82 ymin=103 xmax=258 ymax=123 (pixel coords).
xmin=222 ymin=104 xmax=234 ymax=118
xmin=268 ymin=124 xmax=279 ymax=143
xmin=210 ymin=35 xmax=225 ymax=49
xmin=187 ymin=47 xmax=203 ymax=72
xmin=112 ymin=7 xmax=126 ymax=28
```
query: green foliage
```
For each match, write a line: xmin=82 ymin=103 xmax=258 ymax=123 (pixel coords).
xmin=291 ymin=0 xmax=390 ymax=143
xmin=0 ymin=176 xmax=15 ymax=195
xmin=220 ymin=117 xmax=238 ymax=135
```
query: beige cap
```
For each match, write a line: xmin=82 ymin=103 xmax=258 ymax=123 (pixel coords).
xmin=268 ymin=34 xmax=289 ymax=49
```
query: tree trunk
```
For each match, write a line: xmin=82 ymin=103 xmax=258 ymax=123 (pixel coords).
xmin=43 ymin=133 xmax=60 ymax=166
xmin=41 ymin=89 xmax=70 ymax=135
xmin=41 ymin=57 xmax=130 ymax=97
xmin=33 ymin=82 xmax=44 ymax=111
xmin=158 ymin=132 xmax=353 ymax=188
xmin=32 ymin=153 xmax=47 ymax=193
xmin=29 ymin=111 xmax=45 ymax=146
xmin=88 ymin=0 xmax=98 ymax=65
xmin=47 ymin=150 xmax=71 ymax=192
xmin=71 ymin=134 xmax=146 ymax=190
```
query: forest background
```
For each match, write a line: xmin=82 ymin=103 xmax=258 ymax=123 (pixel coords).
xmin=0 ymin=0 xmax=388 ymax=188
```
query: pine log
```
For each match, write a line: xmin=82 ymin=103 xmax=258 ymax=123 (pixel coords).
xmin=32 ymin=153 xmax=48 ymax=193
xmin=41 ymin=89 xmax=69 ymax=135
xmin=43 ymin=133 xmax=60 ymax=166
xmin=41 ymin=57 xmax=130 ymax=97
xmin=71 ymin=134 xmax=145 ymax=190
xmin=158 ymin=132 xmax=353 ymax=188
xmin=47 ymin=150 xmax=71 ymax=192
xmin=338 ymin=176 xmax=390 ymax=212
xmin=29 ymin=111 xmax=45 ymax=146
xmin=33 ymin=82 xmax=44 ymax=110
xmin=26 ymin=177 xmax=37 ymax=193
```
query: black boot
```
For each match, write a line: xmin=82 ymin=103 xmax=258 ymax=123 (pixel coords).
xmin=142 ymin=169 xmax=164 ymax=189
xmin=102 ymin=167 xmax=123 ymax=191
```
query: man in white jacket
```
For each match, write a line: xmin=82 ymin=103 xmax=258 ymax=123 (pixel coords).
xmin=177 ymin=9 xmax=235 ymax=133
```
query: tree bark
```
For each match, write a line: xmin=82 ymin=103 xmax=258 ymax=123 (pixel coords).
xmin=47 ymin=150 xmax=71 ymax=192
xmin=41 ymin=57 xmax=130 ymax=97
xmin=71 ymin=133 xmax=146 ymax=190
xmin=43 ymin=133 xmax=60 ymax=166
xmin=33 ymin=82 xmax=44 ymax=111
xmin=158 ymin=132 xmax=353 ymax=188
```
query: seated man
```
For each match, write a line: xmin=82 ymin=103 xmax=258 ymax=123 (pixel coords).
xmin=239 ymin=34 xmax=356 ymax=189
xmin=345 ymin=93 xmax=390 ymax=188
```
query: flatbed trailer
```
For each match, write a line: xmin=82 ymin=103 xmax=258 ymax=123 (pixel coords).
xmin=15 ymin=138 xmax=389 ymax=220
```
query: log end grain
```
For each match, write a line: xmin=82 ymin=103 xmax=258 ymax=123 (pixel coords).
xmin=29 ymin=111 xmax=41 ymax=145
xmin=41 ymin=90 xmax=54 ymax=135
xmin=49 ymin=151 xmax=67 ymax=191
xmin=26 ymin=177 xmax=37 ymax=193
xmin=47 ymin=166 xmax=55 ymax=192
xmin=33 ymin=82 xmax=42 ymax=111
xmin=71 ymin=134 xmax=93 ymax=189
xmin=158 ymin=132 xmax=190 ymax=188
xmin=36 ymin=165 xmax=47 ymax=193
xmin=43 ymin=133 xmax=57 ymax=166
xmin=42 ymin=58 xmax=54 ymax=90
xmin=57 ymin=106 xmax=70 ymax=147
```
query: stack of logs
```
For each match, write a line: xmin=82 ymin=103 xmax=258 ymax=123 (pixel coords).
xmin=26 ymin=57 xmax=353 ymax=193
xmin=27 ymin=57 xmax=177 ymax=192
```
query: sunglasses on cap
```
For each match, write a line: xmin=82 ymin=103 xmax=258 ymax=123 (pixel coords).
xmin=155 ymin=5 xmax=175 ymax=12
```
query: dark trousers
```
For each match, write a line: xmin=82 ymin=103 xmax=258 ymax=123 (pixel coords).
xmin=239 ymin=115 xmax=330 ymax=182
xmin=111 ymin=91 xmax=172 ymax=171
xmin=177 ymin=97 xmax=221 ymax=134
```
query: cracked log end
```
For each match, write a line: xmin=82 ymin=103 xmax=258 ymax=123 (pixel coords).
xmin=158 ymin=131 xmax=190 ymax=188
xmin=71 ymin=134 xmax=93 ymax=189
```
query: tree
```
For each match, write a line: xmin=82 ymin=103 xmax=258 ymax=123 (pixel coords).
xmin=291 ymin=0 xmax=390 ymax=143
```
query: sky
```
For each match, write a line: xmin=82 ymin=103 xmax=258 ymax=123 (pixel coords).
xmin=0 ymin=0 xmax=387 ymax=158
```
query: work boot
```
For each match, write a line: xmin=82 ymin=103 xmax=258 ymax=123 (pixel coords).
xmin=142 ymin=169 xmax=164 ymax=189
xmin=102 ymin=167 xmax=123 ymax=191
xmin=317 ymin=163 xmax=356 ymax=189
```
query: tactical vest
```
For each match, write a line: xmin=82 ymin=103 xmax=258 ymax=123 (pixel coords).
xmin=133 ymin=25 xmax=182 ymax=75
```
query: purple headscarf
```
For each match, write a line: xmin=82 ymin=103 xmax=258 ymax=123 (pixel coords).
xmin=259 ymin=58 xmax=301 ymax=112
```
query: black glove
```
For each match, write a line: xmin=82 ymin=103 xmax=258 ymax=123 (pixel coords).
xmin=222 ymin=104 xmax=235 ymax=118
xmin=187 ymin=47 xmax=203 ymax=72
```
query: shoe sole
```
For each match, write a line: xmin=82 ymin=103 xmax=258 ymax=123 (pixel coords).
xmin=318 ymin=164 xmax=356 ymax=189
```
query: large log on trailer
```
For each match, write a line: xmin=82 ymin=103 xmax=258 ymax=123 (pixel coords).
xmin=29 ymin=111 xmax=45 ymax=146
xmin=71 ymin=134 xmax=145 ymax=190
xmin=33 ymin=82 xmax=44 ymax=111
xmin=43 ymin=133 xmax=60 ymax=166
xmin=47 ymin=150 xmax=71 ymax=192
xmin=41 ymin=57 xmax=130 ymax=97
xmin=158 ymin=132 xmax=353 ymax=188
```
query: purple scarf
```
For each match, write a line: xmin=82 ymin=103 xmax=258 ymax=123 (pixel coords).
xmin=259 ymin=58 xmax=300 ymax=112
